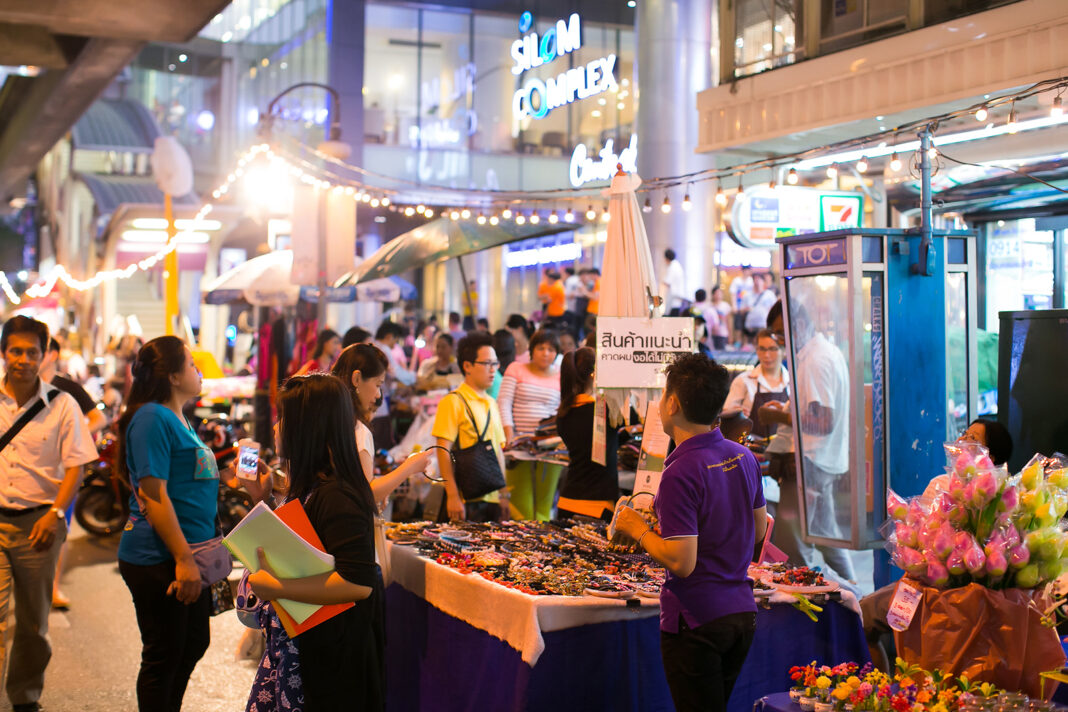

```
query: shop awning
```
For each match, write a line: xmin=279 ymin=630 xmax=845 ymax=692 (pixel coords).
xmin=335 ymin=217 xmax=573 ymax=286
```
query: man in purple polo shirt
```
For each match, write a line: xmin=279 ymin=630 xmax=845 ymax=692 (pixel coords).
xmin=617 ymin=353 xmax=768 ymax=712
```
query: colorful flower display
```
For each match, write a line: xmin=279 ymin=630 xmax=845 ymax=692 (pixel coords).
xmin=887 ymin=444 xmax=1068 ymax=590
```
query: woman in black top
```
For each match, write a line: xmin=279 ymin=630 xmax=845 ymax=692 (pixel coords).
xmin=246 ymin=374 xmax=383 ymax=711
xmin=556 ymin=347 xmax=619 ymax=521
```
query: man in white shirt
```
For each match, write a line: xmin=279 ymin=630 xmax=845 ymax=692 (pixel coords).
xmin=0 ymin=316 xmax=97 ymax=712
xmin=372 ymin=320 xmax=417 ymax=448
xmin=661 ymin=249 xmax=688 ymax=316
xmin=743 ymin=273 xmax=777 ymax=340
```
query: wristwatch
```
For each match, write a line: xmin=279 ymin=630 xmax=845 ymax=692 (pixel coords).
xmin=49 ymin=506 xmax=64 ymax=520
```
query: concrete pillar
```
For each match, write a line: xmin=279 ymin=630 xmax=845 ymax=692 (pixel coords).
xmin=327 ymin=0 xmax=365 ymax=169
xmin=635 ymin=0 xmax=718 ymax=303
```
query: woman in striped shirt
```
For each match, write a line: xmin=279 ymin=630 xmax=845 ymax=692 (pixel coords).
xmin=497 ymin=329 xmax=561 ymax=520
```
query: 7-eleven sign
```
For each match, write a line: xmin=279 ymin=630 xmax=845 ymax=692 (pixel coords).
xmin=819 ymin=195 xmax=863 ymax=230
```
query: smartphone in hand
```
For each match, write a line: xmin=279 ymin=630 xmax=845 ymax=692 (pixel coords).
xmin=236 ymin=439 xmax=261 ymax=481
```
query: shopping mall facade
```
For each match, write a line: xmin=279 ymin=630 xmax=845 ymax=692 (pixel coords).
xmin=5 ymin=0 xmax=1068 ymax=365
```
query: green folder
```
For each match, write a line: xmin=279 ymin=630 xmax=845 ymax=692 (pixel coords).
xmin=223 ymin=501 xmax=335 ymax=624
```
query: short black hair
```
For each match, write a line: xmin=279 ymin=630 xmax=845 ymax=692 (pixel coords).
xmin=665 ymin=248 xmax=676 ymax=261
xmin=374 ymin=320 xmax=406 ymax=341
xmin=1 ymin=315 xmax=49 ymax=353
xmin=436 ymin=332 xmax=454 ymax=347
xmin=477 ymin=318 xmax=489 ymax=329
xmin=528 ymin=328 xmax=560 ymax=356
xmin=663 ymin=353 xmax=731 ymax=425
xmin=766 ymin=300 xmax=783 ymax=330
xmin=342 ymin=326 xmax=372 ymax=348
xmin=506 ymin=314 xmax=533 ymax=338
xmin=449 ymin=311 xmax=461 ymax=324
xmin=49 ymin=337 xmax=61 ymax=353
xmin=457 ymin=331 xmax=494 ymax=375
xmin=694 ymin=288 xmax=707 ymax=303
xmin=976 ymin=418 xmax=1013 ymax=467
xmin=564 ymin=267 xmax=575 ymax=276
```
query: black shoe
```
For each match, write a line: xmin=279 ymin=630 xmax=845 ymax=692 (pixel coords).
xmin=13 ymin=703 xmax=41 ymax=712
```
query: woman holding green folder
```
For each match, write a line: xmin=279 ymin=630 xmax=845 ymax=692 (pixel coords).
xmin=246 ymin=374 xmax=384 ymax=711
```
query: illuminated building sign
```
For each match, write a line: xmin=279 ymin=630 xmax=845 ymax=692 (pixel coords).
xmin=505 ymin=241 xmax=582 ymax=269
xmin=726 ymin=185 xmax=864 ymax=249
xmin=570 ymin=135 xmax=637 ymax=187
xmin=510 ymin=12 xmax=617 ymax=121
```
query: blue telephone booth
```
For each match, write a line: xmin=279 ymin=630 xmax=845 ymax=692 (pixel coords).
xmin=776 ymin=228 xmax=977 ymax=587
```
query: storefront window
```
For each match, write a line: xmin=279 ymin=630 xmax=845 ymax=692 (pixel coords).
xmin=984 ymin=219 xmax=1055 ymax=332
xmin=945 ymin=271 xmax=970 ymax=439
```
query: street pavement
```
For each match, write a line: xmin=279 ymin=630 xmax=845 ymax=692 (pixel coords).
xmin=1 ymin=522 xmax=257 ymax=712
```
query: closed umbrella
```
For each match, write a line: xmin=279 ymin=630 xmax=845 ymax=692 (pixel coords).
xmin=598 ymin=170 xmax=663 ymax=421
xmin=202 ymin=250 xmax=359 ymax=306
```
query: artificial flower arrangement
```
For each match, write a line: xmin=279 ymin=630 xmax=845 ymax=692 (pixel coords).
xmin=787 ymin=659 xmax=1007 ymax=712
xmin=886 ymin=443 xmax=1068 ymax=591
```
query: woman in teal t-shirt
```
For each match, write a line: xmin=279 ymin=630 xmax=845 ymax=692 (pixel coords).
xmin=115 ymin=337 xmax=236 ymax=712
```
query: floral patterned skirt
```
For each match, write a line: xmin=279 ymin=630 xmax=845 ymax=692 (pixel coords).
xmin=247 ymin=602 xmax=305 ymax=712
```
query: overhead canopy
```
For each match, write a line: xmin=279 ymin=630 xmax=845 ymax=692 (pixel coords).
xmin=335 ymin=217 xmax=573 ymax=286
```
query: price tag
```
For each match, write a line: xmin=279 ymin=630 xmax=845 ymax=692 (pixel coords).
xmin=633 ymin=400 xmax=669 ymax=504
xmin=592 ymin=395 xmax=608 ymax=466
xmin=886 ymin=579 xmax=923 ymax=632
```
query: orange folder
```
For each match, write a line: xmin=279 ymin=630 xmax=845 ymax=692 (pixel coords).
xmin=272 ymin=499 xmax=354 ymax=637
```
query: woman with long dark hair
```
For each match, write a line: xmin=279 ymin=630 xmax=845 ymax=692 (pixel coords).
xmin=295 ymin=328 xmax=342 ymax=375
xmin=331 ymin=344 xmax=433 ymax=499
xmin=116 ymin=336 xmax=221 ymax=711
xmin=246 ymin=374 xmax=384 ymax=711
xmin=555 ymin=347 xmax=619 ymax=521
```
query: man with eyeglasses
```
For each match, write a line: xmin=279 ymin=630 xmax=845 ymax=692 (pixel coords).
xmin=432 ymin=331 xmax=509 ymax=523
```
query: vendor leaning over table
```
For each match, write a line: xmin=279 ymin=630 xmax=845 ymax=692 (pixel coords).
xmin=414 ymin=332 xmax=461 ymax=392
xmin=616 ymin=353 xmax=767 ymax=712
xmin=431 ymin=331 xmax=510 ymax=523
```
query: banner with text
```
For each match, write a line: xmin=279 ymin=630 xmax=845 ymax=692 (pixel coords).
xmin=595 ymin=317 xmax=696 ymax=390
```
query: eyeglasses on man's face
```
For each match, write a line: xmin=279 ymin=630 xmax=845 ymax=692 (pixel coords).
xmin=474 ymin=360 xmax=500 ymax=369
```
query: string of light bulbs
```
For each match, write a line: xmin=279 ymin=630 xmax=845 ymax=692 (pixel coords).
xmin=4 ymin=75 xmax=1067 ymax=306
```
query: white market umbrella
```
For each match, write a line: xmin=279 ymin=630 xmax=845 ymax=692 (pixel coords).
xmin=598 ymin=170 xmax=663 ymax=421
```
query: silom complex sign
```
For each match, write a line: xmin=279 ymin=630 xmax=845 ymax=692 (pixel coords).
xmin=511 ymin=12 xmax=618 ymax=121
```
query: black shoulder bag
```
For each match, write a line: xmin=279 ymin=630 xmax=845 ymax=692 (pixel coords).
xmin=448 ymin=392 xmax=506 ymax=500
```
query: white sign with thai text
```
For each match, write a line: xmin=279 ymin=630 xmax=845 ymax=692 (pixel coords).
xmin=595 ymin=317 xmax=696 ymax=390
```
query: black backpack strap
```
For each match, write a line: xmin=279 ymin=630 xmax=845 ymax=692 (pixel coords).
xmin=0 ymin=388 xmax=59 ymax=455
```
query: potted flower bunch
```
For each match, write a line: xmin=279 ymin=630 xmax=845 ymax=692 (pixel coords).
xmin=884 ymin=444 xmax=1068 ymax=697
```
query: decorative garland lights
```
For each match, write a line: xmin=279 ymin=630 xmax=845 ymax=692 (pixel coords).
xmin=4 ymin=76 xmax=1068 ymax=306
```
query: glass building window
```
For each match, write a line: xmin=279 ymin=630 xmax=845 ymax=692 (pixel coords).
xmin=733 ymin=0 xmax=802 ymax=78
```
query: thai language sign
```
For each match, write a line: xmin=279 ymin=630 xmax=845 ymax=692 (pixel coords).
xmin=595 ymin=317 xmax=696 ymax=389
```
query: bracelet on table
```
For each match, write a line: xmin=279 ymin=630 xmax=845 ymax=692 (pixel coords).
xmin=637 ymin=528 xmax=653 ymax=549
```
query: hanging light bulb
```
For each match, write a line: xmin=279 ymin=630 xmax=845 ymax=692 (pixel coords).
xmin=449 ymin=210 xmax=460 ymax=221
xmin=682 ymin=192 xmax=693 ymax=211
xmin=381 ymin=197 xmax=391 ymax=207
xmin=643 ymin=197 xmax=653 ymax=213
xmin=362 ymin=193 xmax=372 ymax=203
xmin=369 ymin=197 xmax=380 ymax=208
xmin=1007 ymin=103 xmax=1018 ymax=134
xmin=530 ymin=212 xmax=540 ymax=224
xmin=787 ymin=167 xmax=799 ymax=185
xmin=927 ymin=146 xmax=938 ymax=160
xmin=585 ymin=205 xmax=596 ymax=220
xmin=856 ymin=156 xmax=869 ymax=173
xmin=737 ymin=177 xmax=744 ymax=195
xmin=515 ymin=213 xmax=527 ymax=225
xmin=601 ymin=208 xmax=610 ymax=222
xmin=489 ymin=215 xmax=500 ymax=225
xmin=416 ymin=204 xmax=426 ymax=214
xmin=889 ymin=152 xmax=902 ymax=172
xmin=975 ymin=105 xmax=988 ymax=122
xmin=460 ymin=208 xmax=471 ymax=220
xmin=565 ymin=207 xmax=575 ymax=223
xmin=1052 ymin=96 xmax=1064 ymax=117
xmin=548 ymin=211 xmax=559 ymax=224
xmin=502 ymin=208 xmax=513 ymax=219
xmin=425 ymin=208 xmax=435 ymax=218
xmin=404 ymin=206 xmax=415 ymax=217
xmin=476 ymin=213 xmax=486 ymax=225
xmin=661 ymin=196 xmax=672 ymax=214
xmin=767 ymin=178 xmax=776 ymax=190
xmin=826 ymin=163 xmax=838 ymax=179
xmin=715 ymin=185 xmax=728 ymax=206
